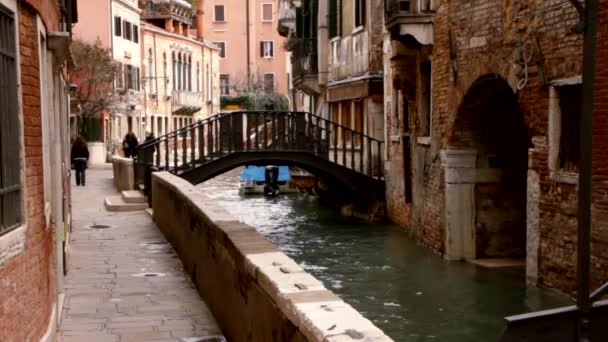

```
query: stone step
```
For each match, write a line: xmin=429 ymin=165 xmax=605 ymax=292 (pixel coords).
xmin=145 ymin=208 xmax=153 ymax=217
xmin=121 ymin=190 xmax=147 ymax=204
xmin=104 ymin=196 xmax=148 ymax=212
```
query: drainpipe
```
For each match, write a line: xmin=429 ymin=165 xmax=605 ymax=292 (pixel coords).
xmin=577 ymin=0 xmax=598 ymax=341
xmin=246 ymin=0 xmax=251 ymax=89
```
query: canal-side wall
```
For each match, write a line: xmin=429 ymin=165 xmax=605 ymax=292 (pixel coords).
xmin=151 ymin=172 xmax=393 ymax=342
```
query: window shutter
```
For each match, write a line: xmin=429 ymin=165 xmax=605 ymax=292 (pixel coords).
xmin=260 ymin=42 xmax=264 ymax=57
xmin=133 ymin=25 xmax=139 ymax=43
xmin=114 ymin=16 xmax=122 ymax=37
xmin=270 ymin=42 xmax=273 ymax=57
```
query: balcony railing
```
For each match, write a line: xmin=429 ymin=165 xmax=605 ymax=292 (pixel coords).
xmin=172 ymin=91 xmax=203 ymax=114
xmin=328 ymin=30 xmax=368 ymax=82
xmin=140 ymin=0 xmax=193 ymax=24
xmin=292 ymin=38 xmax=318 ymax=79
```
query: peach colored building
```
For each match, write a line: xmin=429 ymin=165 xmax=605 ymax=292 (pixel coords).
xmin=202 ymin=0 xmax=290 ymax=99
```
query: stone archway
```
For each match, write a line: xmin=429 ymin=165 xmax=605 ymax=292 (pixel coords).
xmin=442 ymin=75 xmax=530 ymax=261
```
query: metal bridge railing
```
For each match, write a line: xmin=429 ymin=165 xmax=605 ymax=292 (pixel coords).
xmin=134 ymin=111 xmax=384 ymax=192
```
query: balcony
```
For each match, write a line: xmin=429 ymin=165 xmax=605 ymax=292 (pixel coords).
xmin=172 ymin=91 xmax=203 ymax=115
xmin=139 ymin=0 xmax=193 ymax=26
xmin=277 ymin=0 xmax=296 ymax=37
xmin=384 ymin=0 xmax=434 ymax=45
xmin=290 ymin=38 xmax=320 ymax=94
xmin=328 ymin=30 xmax=369 ymax=82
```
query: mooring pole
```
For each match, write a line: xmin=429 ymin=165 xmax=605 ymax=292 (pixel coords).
xmin=578 ymin=1 xmax=599 ymax=341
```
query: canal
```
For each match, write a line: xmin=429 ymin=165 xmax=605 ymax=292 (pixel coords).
xmin=199 ymin=170 xmax=571 ymax=342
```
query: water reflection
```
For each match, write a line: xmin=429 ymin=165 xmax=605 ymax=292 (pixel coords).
xmin=199 ymin=169 xmax=571 ymax=341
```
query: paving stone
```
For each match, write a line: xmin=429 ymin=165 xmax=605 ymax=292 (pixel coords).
xmin=57 ymin=167 xmax=222 ymax=340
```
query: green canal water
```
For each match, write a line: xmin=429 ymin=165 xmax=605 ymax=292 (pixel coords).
xmin=199 ymin=170 xmax=571 ymax=342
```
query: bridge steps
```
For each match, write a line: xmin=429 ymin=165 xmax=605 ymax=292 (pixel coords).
xmin=105 ymin=191 xmax=148 ymax=212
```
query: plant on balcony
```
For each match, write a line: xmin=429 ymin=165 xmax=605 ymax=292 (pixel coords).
xmin=71 ymin=39 xmax=120 ymax=142
xmin=221 ymin=93 xmax=289 ymax=111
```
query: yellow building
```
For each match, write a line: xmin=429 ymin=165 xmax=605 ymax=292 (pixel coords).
xmin=139 ymin=0 xmax=220 ymax=138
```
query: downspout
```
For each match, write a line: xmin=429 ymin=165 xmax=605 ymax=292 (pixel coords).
xmin=246 ymin=0 xmax=251 ymax=89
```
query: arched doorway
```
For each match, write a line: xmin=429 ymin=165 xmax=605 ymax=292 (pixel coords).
xmin=443 ymin=75 xmax=529 ymax=260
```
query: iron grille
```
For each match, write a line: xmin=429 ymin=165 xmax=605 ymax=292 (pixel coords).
xmin=0 ymin=4 xmax=22 ymax=235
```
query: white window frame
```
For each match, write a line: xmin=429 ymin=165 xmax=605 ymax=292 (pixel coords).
xmin=214 ymin=5 xmax=226 ymax=22
xmin=261 ymin=40 xmax=274 ymax=59
xmin=263 ymin=72 xmax=275 ymax=94
xmin=214 ymin=41 xmax=226 ymax=59
xmin=261 ymin=3 xmax=273 ymax=22
xmin=219 ymin=74 xmax=230 ymax=95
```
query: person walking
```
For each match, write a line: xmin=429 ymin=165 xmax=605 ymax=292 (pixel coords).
xmin=71 ymin=136 xmax=89 ymax=186
xmin=122 ymin=131 xmax=139 ymax=158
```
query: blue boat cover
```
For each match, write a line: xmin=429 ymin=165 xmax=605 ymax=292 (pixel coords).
xmin=240 ymin=165 xmax=290 ymax=182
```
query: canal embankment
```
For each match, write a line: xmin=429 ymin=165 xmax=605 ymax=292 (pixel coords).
xmin=152 ymin=171 xmax=394 ymax=342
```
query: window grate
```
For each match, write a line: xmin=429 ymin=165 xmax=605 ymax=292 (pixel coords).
xmin=0 ymin=4 xmax=22 ymax=235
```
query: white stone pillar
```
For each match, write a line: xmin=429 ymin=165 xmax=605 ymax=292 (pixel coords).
xmin=441 ymin=150 xmax=477 ymax=261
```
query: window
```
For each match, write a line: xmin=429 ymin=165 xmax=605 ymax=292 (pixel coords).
xmin=355 ymin=0 xmax=366 ymax=28
xmin=220 ymin=74 xmax=230 ymax=95
xmin=133 ymin=24 xmax=139 ymax=43
xmin=214 ymin=41 xmax=226 ymax=58
xmin=124 ymin=20 xmax=132 ymax=41
xmin=197 ymin=62 xmax=200 ymax=92
xmin=115 ymin=62 xmax=124 ymax=89
xmin=263 ymin=73 xmax=274 ymax=94
xmin=214 ymin=5 xmax=225 ymax=22
xmin=399 ymin=0 xmax=410 ymax=11
xmin=177 ymin=54 xmax=182 ymax=90
xmin=262 ymin=3 xmax=273 ymax=22
xmin=187 ymin=56 xmax=192 ymax=91
xmin=0 ymin=4 xmax=22 ymax=234
xmin=124 ymin=65 xmax=140 ymax=90
xmin=148 ymin=49 xmax=155 ymax=94
xmin=420 ymin=0 xmax=432 ymax=11
xmin=260 ymin=41 xmax=274 ymax=58
xmin=114 ymin=16 xmax=122 ymax=36
xmin=419 ymin=60 xmax=431 ymax=136
xmin=172 ymin=52 xmax=176 ymax=90
xmin=328 ymin=0 xmax=339 ymax=38
xmin=558 ymin=84 xmax=582 ymax=172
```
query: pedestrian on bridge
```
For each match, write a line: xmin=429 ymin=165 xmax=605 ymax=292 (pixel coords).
xmin=71 ymin=136 xmax=89 ymax=186
xmin=122 ymin=131 xmax=139 ymax=158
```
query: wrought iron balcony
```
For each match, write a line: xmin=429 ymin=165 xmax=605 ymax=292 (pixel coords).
xmin=140 ymin=0 xmax=193 ymax=25
xmin=291 ymin=38 xmax=318 ymax=80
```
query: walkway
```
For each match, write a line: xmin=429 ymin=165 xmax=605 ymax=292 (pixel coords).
xmin=57 ymin=165 xmax=223 ymax=342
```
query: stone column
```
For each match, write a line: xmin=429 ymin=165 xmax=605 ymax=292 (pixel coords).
xmin=441 ymin=150 xmax=477 ymax=261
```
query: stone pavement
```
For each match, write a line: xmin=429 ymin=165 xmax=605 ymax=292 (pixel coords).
xmin=57 ymin=165 xmax=223 ymax=342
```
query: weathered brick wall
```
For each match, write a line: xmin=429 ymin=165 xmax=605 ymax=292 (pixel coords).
xmin=385 ymin=0 xmax=607 ymax=292
xmin=0 ymin=2 xmax=59 ymax=340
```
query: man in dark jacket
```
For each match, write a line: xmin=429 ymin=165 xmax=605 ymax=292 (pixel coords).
xmin=122 ymin=131 xmax=139 ymax=158
xmin=71 ymin=136 xmax=90 ymax=186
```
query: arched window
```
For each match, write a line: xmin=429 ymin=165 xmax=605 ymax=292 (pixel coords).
xmin=148 ymin=48 xmax=155 ymax=93
xmin=163 ymin=52 xmax=167 ymax=95
xmin=177 ymin=53 xmax=183 ymax=90
xmin=188 ymin=56 xmax=192 ymax=91
xmin=172 ymin=52 xmax=176 ymax=91
xmin=196 ymin=62 xmax=200 ymax=93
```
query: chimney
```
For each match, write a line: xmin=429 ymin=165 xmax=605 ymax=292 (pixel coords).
xmin=195 ymin=0 xmax=204 ymax=39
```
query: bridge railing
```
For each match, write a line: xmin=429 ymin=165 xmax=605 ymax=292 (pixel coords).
xmin=134 ymin=111 xmax=384 ymax=190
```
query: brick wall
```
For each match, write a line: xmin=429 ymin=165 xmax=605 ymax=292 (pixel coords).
xmin=384 ymin=0 xmax=608 ymax=293
xmin=0 ymin=2 xmax=58 ymax=340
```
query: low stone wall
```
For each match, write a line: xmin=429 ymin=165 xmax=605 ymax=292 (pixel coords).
xmin=111 ymin=156 xmax=135 ymax=191
xmin=152 ymin=172 xmax=393 ymax=342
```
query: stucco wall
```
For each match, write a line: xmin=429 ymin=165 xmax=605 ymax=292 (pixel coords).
xmin=151 ymin=172 xmax=393 ymax=342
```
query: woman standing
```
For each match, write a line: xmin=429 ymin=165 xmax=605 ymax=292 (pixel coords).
xmin=71 ymin=136 xmax=89 ymax=186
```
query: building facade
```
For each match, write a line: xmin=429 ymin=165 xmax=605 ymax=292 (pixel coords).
xmin=383 ymin=0 xmax=608 ymax=294
xmin=0 ymin=0 xmax=76 ymax=340
xmin=139 ymin=0 xmax=220 ymax=138
xmin=202 ymin=0 xmax=290 ymax=100
xmin=73 ymin=0 xmax=144 ymax=161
